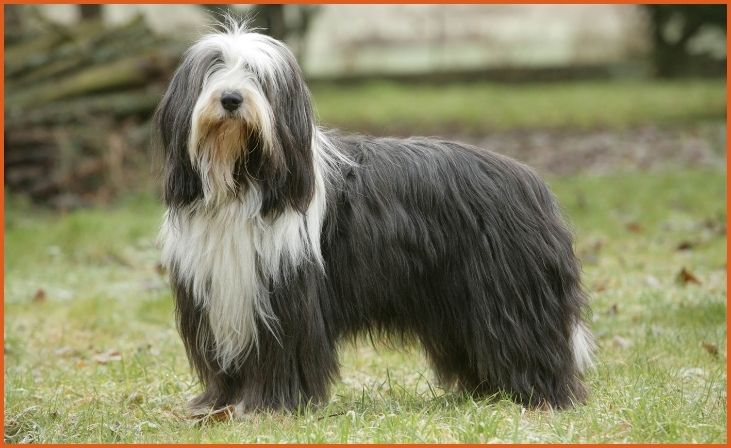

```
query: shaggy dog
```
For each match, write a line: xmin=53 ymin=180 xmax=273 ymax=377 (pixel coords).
xmin=155 ymin=19 xmax=593 ymax=417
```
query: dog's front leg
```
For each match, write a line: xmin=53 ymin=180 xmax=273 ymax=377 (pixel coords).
xmin=231 ymin=279 xmax=340 ymax=416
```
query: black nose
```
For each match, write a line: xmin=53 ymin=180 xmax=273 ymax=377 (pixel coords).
xmin=220 ymin=91 xmax=243 ymax=112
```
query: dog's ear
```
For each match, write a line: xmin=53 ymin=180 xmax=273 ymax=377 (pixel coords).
xmin=154 ymin=49 xmax=219 ymax=207
xmin=258 ymin=41 xmax=316 ymax=216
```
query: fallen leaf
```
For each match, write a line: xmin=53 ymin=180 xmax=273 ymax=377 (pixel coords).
xmin=93 ymin=349 xmax=122 ymax=364
xmin=579 ymin=240 xmax=604 ymax=265
xmin=676 ymin=241 xmax=697 ymax=251
xmin=676 ymin=267 xmax=701 ymax=285
xmin=107 ymin=252 xmax=133 ymax=267
xmin=701 ymin=341 xmax=719 ymax=358
xmin=702 ymin=217 xmax=726 ymax=236
xmin=593 ymin=278 xmax=609 ymax=292
xmin=32 ymin=289 xmax=46 ymax=303
xmin=589 ymin=240 xmax=604 ymax=252
xmin=155 ymin=263 xmax=167 ymax=276
xmin=625 ymin=222 xmax=643 ymax=233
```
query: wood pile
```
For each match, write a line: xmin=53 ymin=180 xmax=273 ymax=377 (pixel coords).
xmin=5 ymin=15 xmax=183 ymax=207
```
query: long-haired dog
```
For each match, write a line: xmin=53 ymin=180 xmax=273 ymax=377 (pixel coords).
xmin=155 ymin=19 xmax=593 ymax=417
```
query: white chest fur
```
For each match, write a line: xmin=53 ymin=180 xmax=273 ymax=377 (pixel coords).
xmin=159 ymin=187 xmax=326 ymax=371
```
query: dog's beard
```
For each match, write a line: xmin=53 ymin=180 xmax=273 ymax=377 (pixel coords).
xmin=191 ymin=117 xmax=251 ymax=205
xmin=188 ymin=86 xmax=284 ymax=206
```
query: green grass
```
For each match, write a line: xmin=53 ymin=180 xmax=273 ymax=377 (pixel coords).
xmin=4 ymin=169 xmax=726 ymax=443
xmin=311 ymin=80 xmax=726 ymax=134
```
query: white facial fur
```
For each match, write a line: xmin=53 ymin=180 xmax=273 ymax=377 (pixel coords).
xmin=187 ymin=30 xmax=288 ymax=205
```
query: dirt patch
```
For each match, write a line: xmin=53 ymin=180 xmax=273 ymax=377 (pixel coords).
xmin=456 ymin=122 xmax=726 ymax=176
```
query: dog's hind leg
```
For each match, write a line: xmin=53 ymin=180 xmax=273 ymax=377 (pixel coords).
xmin=418 ymin=251 xmax=591 ymax=409
xmin=466 ymin=285 xmax=590 ymax=409
xmin=423 ymin=312 xmax=588 ymax=409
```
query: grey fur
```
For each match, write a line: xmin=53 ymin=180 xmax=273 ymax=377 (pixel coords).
xmin=155 ymin=25 xmax=593 ymax=414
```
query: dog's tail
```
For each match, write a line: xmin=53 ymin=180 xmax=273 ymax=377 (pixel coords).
xmin=571 ymin=320 xmax=595 ymax=372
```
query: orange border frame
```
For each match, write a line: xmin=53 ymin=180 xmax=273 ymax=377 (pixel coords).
xmin=0 ymin=1 xmax=728 ymax=447
xmin=1 ymin=0 xmax=730 ymax=4
xmin=1 ymin=1 xmax=729 ymax=4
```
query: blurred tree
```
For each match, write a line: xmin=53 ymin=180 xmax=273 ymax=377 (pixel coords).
xmin=644 ymin=5 xmax=726 ymax=77
xmin=4 ymin=5 xmax=24 ymax=43
xmin=79 ymin=5 xmax=102 ymax=21
xmin=251 ymin=4 xmax=287 ymax=41
xmin=199 ymin=4 xmax=320 ymax=61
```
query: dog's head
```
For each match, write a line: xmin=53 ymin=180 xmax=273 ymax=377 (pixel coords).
xmin=156 ymin=18 xmax=316 ymax=214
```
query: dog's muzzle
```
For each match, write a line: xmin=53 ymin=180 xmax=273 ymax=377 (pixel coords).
xmin=221 ymin=91 xmax=243 ymax=112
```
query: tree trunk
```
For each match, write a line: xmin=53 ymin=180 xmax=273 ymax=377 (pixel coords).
xmin=79 ymin=5 xmax=102 ymax=21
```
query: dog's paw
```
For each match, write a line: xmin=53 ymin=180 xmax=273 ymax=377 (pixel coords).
xmin=189 ymin=403 xmax=236 ymax=424
xmin=187 ymin=391 xmax=230 ymax=420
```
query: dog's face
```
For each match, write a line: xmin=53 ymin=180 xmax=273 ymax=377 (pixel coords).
xmin=156 ymin=22 xmax=316 ymax=214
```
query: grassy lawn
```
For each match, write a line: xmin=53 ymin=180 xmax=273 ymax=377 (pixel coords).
xmin=4 ymin=168 xmax=726 ymax=443
xmin=312 ymin=80 xmax=726 ymax=134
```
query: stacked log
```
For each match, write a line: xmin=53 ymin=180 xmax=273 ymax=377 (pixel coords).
xmin=4 ymin=14 xmax=183 ymax=207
